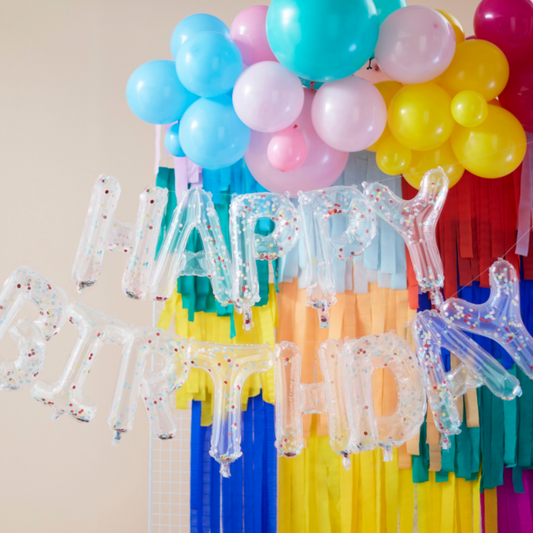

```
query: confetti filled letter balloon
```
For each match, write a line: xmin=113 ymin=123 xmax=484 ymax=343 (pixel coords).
xmin=411 ymin=310 xmax=521 ymax=447
xmin=32 ymin=303 xmax=130 ymax=422
xmin=187 ymin=340 xmax=274 ymax=477
xmin=150 ymin=187 xmax=233 ymax=305
xmin=232 ymin=61 xmax=304 ymax=133
xmin=451 ymin=105 xmax=526 ymax=179
xmin=266 ymin=0 xmax=379 ymax=82
xmin=274 ymin=341 xmax=305 ymax=458
xmin=364 ymin=169 xmax=448 ymax=307
xmin=298 ymin=186 xmax=377 ymax=327
xmin=439 ymin=40 xmax=510 ymax=101
xmin=126 ymin=60 xmax=198 ymax=124
xmin=109 ymin=328 xmax=190 ymax=443
xmin=230 ymin=5 xmax=277 ymax=66
xmin=375 ymin=6 xmax=456 ymax=84
xmin=387 ymin=83 xmax=455 ymax=152
xmin=0 ymin=267 xmax=68 ymax=390
xmin=342 ymin=333 xmax=427 ymax=461
xmin=311 ymin=76 xmax=387 ymax=152
xmin=441 ymin=260 xmax=533 ymax=379
xmin=230 ymin=193 xmax=300 ymax=329
xmin=72 ymin=175 xmax=168 ymax=299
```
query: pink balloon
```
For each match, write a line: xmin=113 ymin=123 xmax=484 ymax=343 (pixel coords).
xmin=267 ymin=127 xmax=307 ymax=172
xmin=233 ymin=61 xmax=304 ymax=133
xmin=230 ymin=5 xmax=277 ymax=66
xmin=245 ymin=89 xmax=349 ymax=197
xmin=311 ymin=76 xmax=387 ymax=152
xmin=375 ymin=6 xmax=456 ymax=84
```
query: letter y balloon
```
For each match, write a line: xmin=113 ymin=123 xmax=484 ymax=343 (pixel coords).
xmin=364 ymin=168 xmax=448 ymax=307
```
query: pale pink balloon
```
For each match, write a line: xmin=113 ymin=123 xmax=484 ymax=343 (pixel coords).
xmin=233 ymin=61 xmax=304 ymax=133
xmin=375 ymin=6 xmax=456 ymax=84
xmin=245 ymin=89 xmax=349 ymax=197
xmin=355 ymin=59 xmax=391 ymax=84
xmin=267 ymin=127 xmax=307 ymax=172
xmin=311 ymin=76 xmax=387 ymax=152
xmin=230 ymin=5 xmax=277 ymax=66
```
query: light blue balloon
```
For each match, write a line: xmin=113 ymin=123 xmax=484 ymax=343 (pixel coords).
xmin=179 ymin=95 xmax=250 ymax=170
xmin=170 ymin=13 xmax=230 ymax=60
xmin=266 ymin=0 xmax=379 ymax=82
xmin=126 ymin=60 xmax=198 ymax=125
xmin=176 ymin=31 xmax=242 ymax=98
xmin=164 ymin=123 xmax=186 ymax=157
xmin=374 ymin=0 xmax=407 ymax=25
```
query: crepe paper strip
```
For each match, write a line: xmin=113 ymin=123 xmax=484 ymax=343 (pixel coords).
xmin=517 ymin=134 xmax=533 ymax=256
xmin=484 ymin=488 xmax=499 ymax=533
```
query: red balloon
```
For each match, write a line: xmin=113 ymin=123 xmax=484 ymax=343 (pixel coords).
xmin=499 ymin=63 xmax=533 ymax=131
xmin=474 ymin=0 xmax=533 ymax=67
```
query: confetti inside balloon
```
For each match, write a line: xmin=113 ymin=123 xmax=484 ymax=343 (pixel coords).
xmin=364 ymin=168 xmax=448 ymax=307
xmin=298 ymin=186 xmax=377 ymax=327
xmin=0 ymin=267 xmax=68 ymax=390
xmin=230 ymin=192 xmax=300 ymax=329
xmin=441 ymin=259 xmax=533 ymax=379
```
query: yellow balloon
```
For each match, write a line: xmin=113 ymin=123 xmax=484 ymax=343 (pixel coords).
xmin=366 ymin=81 xmax=403 ymax=153
xmin=451 ymin=105 xmax=526 ymax=179
xmin=451 ymin=90 xmax=488 ymax=128
xmin=376 ymin=136 xmax=412 ymax=175
xmin=388 ymin=83 xmax=455 ymax=152
xmin=436 ymin=10 xmax=465 ymax=45
xmin=403 ymin=142 xmax=465 ymax=189
xmin=440 ymin=40 xmax=510 ymax=101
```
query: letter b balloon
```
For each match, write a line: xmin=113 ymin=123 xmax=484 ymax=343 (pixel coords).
xmin=266 ymin=0 xmax=379 ymax=82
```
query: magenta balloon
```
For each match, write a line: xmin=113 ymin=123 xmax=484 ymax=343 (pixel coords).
xmin=499 ymin=63 xmax=533 ymax=132
xmin=311 ymin=76 xmax=387 ymax=152
xmin=230 ymin=5 xmax=277 ymax=66
xmin=474 ymin=0 xmax=533 ymax=67
xmin=233 ymin=61 xmax=304 ymax=133
xmin=245 ymin=88 xmax=349 ymax=196
xmin=267 ymin=127 xmax=307 ymax=172
xmin=375 ymin=6 xmax=456 ymax=84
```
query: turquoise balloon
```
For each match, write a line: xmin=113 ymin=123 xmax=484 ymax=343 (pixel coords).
xmin=179 ymin=95 xmax=250 ymax=170
xmin=165 ymin=123 xmax=186 ymax=157
xmin=375 ymin=0 xmax=407 ymax=25
xmin=170 ymin=13 xmax=229 ymax=60
xmin=126 ymin=60 xmax=198 ymax=125
xmin=176 ymin=31 xmax=242 ymax=98
xmin=266 ymin=0 xmax=379 ymax=82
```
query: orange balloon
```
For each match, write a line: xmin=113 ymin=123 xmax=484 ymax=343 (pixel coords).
xmin=366 ymin=81 xmax=403 ymax=152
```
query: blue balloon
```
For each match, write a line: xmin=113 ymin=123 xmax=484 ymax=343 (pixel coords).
xmin=170 ymin=14 xmax=230 ymax=60
xmin=126 ymin=60 xmax=198 ymax=125
xmin=266 ymin=0 xmax=379 ymax=82
xmin=164 ymin=123 xmax=186 ymax=157
xmin=176 ymin=31 xmax=242 ymax=98
xmin=179 ymin=95 xmax=250 ymax=170
xmin=374 ymin=0 xmax=407 ymax=25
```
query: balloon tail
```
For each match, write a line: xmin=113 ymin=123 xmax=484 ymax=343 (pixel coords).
xmin=220 ymin=463 xmax=231 ymax=478
xmin=342 ymin=454 xmax=351 ymax=471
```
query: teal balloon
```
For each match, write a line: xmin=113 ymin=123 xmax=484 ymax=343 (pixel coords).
xmin=170 ymin=14 xmax=229 ymax=60
xmin=375 ymin=0 xmax=407 ymax=25
xmin=176 ymin=31 xmax=242 ymax=98
xmin=126 ymin=60 xmax=198 ymax=125
xmin=179 ymin=95 xmax=250 ymax=170
xmin=266 ymin=0 xmax=379 ymax=82
xmin=300 ymin=78 xmax=323 ymax=90
xmin=165 ymin=123 xmax=186 ymax=157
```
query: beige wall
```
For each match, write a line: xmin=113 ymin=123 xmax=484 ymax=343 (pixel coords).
xmin=0 ymin=1 xmax=476 ymax=531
